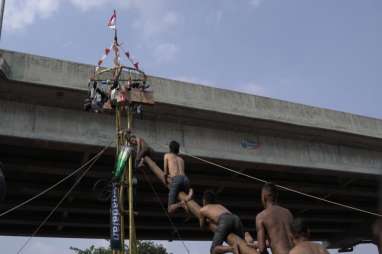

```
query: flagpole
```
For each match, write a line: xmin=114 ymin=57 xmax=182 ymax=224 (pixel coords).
xmin=114 ymin=9 xmax=117 ymax=44
xmin=0 ymin=0 xmax=6 ymax=40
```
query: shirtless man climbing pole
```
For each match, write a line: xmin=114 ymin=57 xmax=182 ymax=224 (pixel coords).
xmin=289 ymin=218 xmax=329 ymax=254
xmin=130 ymin=136 xmax=151 ymax=168
xmin=200 ymin=190 xmax=243 ymax=254
xmin=164 ymin=140 xmax=193 ymax=214
xmin=247 ymin=182 xmax=293 ymax=254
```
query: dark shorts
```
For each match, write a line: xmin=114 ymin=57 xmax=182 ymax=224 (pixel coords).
xmin=210 ymin=213 xmax=244 ymax=254
xmin=168 ymin=175 xmax=190 ymax=206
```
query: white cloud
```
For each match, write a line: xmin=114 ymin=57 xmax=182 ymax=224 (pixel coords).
xmin=249 ymin=0 xmax=264 ymax=8
xmin=5 ymin=0 xmax=60 ymax=30
xmin=216 ymin=10 xmax=223 ymax=24
xmin=68 ymin=0 xmax=112 ymax=11
xmin=126 ymin=0 xmax=182 ymax=65
xmin=235 ymin=81 xmax=267 ymax=95
xmin=129 ymin=0 xmax=179 ymax=38
xmin=5 ymin=0 xmax=181 ymax=66
xmin=4 ymin=0 xmax=116 ymax=31
xmin=153 ymin=42 xmax=179 ymax=64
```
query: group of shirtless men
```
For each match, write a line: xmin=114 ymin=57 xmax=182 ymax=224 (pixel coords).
xmin=135 ymin=138 xmax=334 ymax=254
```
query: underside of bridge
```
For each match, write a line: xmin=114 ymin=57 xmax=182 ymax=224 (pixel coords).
xmin=0 ymin=137 xmax=378 ymax=249
xmin=0 ymin=50 xmax=381 ymax=250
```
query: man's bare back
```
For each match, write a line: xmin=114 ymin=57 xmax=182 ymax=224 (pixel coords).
xmin=200 ymin=204 xmax=231 ymax=225
xmin=164 ymin=153 xmax=185 ymax=179
xmin=290 ymin=241 xmax=329 ymax=254
xmin=200 ymin=191 xmax=243 ymax=254
xmin=257 ymin=205 xmax=293 ymax=254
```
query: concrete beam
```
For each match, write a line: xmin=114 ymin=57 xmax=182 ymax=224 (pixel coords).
xmin=1 ymin=49 xmax=382 ymax=141
xmin=0 ymin=100 xmax=381 ymax=175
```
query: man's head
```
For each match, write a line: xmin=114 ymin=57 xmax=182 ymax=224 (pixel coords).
xmin=203 ymin=190 xmax=217 ymax=206
xmin=169 ymin=140 xmax=180 ymax=154
xmin=129 ymin=135 xmax=137 ymax=145
xmin=261 ymin=182 xmax=278 ymax=207
xmin=291 ymin=218 xmax=310 ymax=243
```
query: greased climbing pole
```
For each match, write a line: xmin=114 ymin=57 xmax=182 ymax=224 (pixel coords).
xmin=84 ymin=10 xmax=154 ymax=254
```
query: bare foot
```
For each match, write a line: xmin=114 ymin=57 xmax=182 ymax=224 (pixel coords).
xmin=181 ymin=200 xmax=190 ymax=214
xmin=186 ymin=188 xmax=193 ymax=202
xmin=137 ymin=159 xmax=145 ymax=168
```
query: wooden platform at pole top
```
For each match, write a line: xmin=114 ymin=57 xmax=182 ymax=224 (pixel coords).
xmin=126 ymin=88 xmax=155 ymax=105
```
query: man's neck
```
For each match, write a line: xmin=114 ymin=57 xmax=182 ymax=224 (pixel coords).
xmin=294 ymin=237 xmax=308 ymax=245
xmin=265 ymin=201 xmax=275 ymax=209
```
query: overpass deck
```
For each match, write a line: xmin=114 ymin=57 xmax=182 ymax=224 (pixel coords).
xmin=0 ymin=49 xmax=380 ymax=248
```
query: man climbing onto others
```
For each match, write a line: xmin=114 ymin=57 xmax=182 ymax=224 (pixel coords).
xmin=289 ymin=218 xmax=329 ymax=254
xmin=200 ymin=190 xmax=244 ymax=254
xmin=164 ymin=140 xmax=193 ymax=214
xmin=246 ymin=182 xmax=294 ymax=254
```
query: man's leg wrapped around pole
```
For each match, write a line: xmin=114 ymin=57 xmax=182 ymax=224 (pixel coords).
xmin=143 ymin=156 xmax=258 ymax=254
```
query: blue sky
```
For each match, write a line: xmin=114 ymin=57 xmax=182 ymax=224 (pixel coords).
xmin=0 ymin=0 xmax=381 ymax=253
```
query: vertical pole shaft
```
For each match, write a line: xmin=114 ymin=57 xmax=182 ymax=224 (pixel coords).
xmin=127 ymin=106 xmax=137 ymax=254
xmin=0 ymin=0 xmax=5 ymax=40
xmin=114 ymin=107 xmax=122 ymax=254
xmin=118 ymin=108 xmax=123 ymax=254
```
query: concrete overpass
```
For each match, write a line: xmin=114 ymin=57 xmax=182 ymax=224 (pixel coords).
xmin=0 ymin=49 xmax=381 ymax=249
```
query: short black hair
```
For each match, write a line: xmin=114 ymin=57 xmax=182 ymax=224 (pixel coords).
xmin=291 ymin=218 xmax=309 ymax=238
xmin=169 ymin=140 xmax=180 ymax=154
xmin=262 ymin=182 xmax=278 ymax=201
xmin=203 ymin=190 xmax=217 ymax=204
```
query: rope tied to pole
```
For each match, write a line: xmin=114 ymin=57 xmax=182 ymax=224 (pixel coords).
xmin=177 ymin=150 xmax=382 ymax=218
xmin=16 ymin=142 xmax=111 ymax=253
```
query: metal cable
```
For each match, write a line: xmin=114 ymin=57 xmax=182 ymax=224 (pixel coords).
xmin=181 ymin=151 xmax=382 ymax=218
xmin=16 ymin=144 xmax=106 ymax=253
xmin=0 ymin=142 xmax=112 ymax=218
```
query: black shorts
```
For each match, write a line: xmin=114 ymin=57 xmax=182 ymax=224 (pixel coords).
xmin=210 ymin=213 xmax=244 ymax=253
xmin=168 ymin=175 xmax=190 ymax=206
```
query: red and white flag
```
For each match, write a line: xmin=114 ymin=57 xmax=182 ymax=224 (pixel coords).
xmin=108 ymin=10 xmax=116 ymax=29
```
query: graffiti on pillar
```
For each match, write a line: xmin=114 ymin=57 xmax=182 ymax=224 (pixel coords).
xmin=241 ymin=138 xmax=260 ymax=150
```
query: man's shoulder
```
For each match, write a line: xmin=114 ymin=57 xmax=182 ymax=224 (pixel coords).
xmin=256 ymin=210 xmax=267 ymax=221
xmin=164 ymin=153 xmax=175 ymax=159
xmin=276 ymin=205 xmax=293 ymax=215
xmin=289 ymin=244 xmax=304 ymax=254
xmin=288 ymin=246 xmax=299 ymax=254
xmin=311 ymin=242 xmax=328 ymax=253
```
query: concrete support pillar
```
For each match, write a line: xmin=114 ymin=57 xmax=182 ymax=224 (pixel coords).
xmin=143 ymin=156 xmax=257 ymax=254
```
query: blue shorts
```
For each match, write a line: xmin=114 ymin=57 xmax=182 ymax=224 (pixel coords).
xmin=168 ymin=175 xmax=190 ymax=206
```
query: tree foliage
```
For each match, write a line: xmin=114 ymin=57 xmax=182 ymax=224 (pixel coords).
xmin=70 ymin=241 xmax=172 ymax=254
